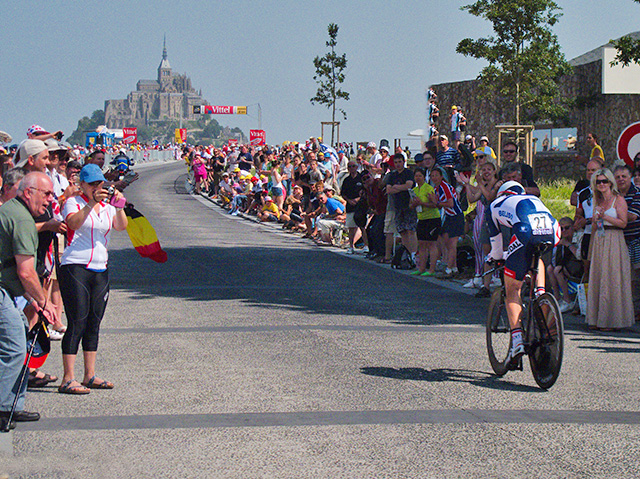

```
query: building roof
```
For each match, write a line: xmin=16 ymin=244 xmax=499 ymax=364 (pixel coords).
xmin=570 ymin=31 xmax=640 ymax=66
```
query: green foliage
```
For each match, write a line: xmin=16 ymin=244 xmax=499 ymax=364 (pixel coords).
xmin=610 ymin=2 xmax=640 ymax=67
xmin=311 ymin=23 xmax=350 ymax=145
xmin=456 ymin=0 xmax=572 ymax=125
xmin=539 ymin=178 xmax=575 ymax=220
xmin=68 ymin=109 xmax=105 ymax=144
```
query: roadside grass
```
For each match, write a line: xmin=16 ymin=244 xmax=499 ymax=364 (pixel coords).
xmin=539 ymin=178 xmax=575 ymax=220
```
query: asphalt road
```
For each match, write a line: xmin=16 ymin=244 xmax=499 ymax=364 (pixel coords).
xmin=2 ymin=161 xmax=640 ymax=478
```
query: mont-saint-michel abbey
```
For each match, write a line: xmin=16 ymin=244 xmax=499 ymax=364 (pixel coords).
xmin=104 ymin=40 xmax=207 ymax=129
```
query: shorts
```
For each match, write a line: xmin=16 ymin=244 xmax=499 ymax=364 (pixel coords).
xmin=318 ymin=219 xmax=343 ymax=235
xmin=395 ymin=208 xmax=417 ymax=233
xmin=384 ymin=210 xmax=397 ymax=234
xmin=345 ymin=212 xmax=357 ymax=228
xmin=627 ymin=237 xmax=640 ymax=267
xmin=270 ymin=186 xmax=283 ymax=197
xmin=417 ymin=218 xmax=441 ymax=241
xmin=442 ymin=213 xmax=464 ymax=238
xmin=504 ymin=221 xmax=555 ymax=281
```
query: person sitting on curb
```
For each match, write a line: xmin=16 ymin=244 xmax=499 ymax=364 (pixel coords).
xmin=316 ymin=190 xmax=346 ymax=245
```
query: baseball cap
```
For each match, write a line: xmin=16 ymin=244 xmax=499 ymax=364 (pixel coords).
xmin=15 ymin=139 xmax=48 ymax=167
xmin=480 ymin=136 xmax=489 ymax=142
xmin=27 ymin=124 xmax=49 ymax=136
xmin=380 ymin=146 xmax=390 ymax=153
xmin=79 ymin=164 xmax=106 ymax=183
xmin=367 ymin=141 xmax=376 ymax=148
xmin=265 ymin=195 xmax=273 ymax=202
xmin=439 ymin=135 xmax=448 ymax=141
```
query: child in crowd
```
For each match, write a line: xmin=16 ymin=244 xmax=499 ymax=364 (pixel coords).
xmin=546 ymin=216 xmax=583 ymax=312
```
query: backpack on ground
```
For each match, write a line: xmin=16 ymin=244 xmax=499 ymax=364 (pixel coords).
xmin=391 ymin=245 xmax=414 ymax=270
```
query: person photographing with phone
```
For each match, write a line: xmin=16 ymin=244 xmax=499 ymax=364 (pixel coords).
xmin=57 ymin=164 xmax=127 ymax=394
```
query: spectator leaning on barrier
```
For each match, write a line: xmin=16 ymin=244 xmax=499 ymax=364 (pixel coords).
xmin=0 ymin=172 xmax=59 ymax=426
xmin=614 ymin=164 xmax=640 ymax=321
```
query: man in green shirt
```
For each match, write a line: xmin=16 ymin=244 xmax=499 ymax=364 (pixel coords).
xmin=0 ymin=171 xmax=57 ymax=428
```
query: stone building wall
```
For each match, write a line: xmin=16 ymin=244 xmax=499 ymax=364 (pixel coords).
xmin=432 ymin=58 xmax=640 ymax=180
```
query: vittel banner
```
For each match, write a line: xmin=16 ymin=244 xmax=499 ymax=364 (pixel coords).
xmin=203 ymin=105 xmax=247 ymax=115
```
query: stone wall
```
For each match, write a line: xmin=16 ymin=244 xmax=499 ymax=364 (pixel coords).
xmin=432 ymin=58 xmax=640 ymax=179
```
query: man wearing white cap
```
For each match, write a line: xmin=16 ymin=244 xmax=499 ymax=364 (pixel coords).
xmin=14 ymin=139 xmax=50 ymax=171
xmin=364 ymin=142 xmax=382 ymax=176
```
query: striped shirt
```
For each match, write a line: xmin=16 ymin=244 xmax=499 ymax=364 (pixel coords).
xmin=623 ymin=183 xmax=640 ymax=242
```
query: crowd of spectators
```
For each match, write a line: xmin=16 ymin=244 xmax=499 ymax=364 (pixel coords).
xmin=182 ymin=122 xmax=640 ymax=332
xmin=0 ymin=124 xmax=150 ymax=428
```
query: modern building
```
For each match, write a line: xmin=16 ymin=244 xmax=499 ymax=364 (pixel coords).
xmin=104 ymin=38 xmax=207 ymax=129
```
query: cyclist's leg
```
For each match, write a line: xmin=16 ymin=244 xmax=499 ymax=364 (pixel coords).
xmin=503 ymin=223 xmax=532 ymax=358
xmin=504 ymin=276 xmax=523 ymax=330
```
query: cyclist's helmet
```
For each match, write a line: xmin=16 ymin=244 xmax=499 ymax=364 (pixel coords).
xmin=497 ymin=180 xmax=526 ymax=197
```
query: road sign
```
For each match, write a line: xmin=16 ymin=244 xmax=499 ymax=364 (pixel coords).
xmin=617 ymin=121 xmax=640 ymax=166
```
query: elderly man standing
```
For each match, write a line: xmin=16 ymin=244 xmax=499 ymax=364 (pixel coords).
xmin=0 ymin=172 xmax=58 ymax=428
xmin=386 ymin=154 xmax=418 ymax=266
xmin=614 ymin=164 xmax=640 ymax=321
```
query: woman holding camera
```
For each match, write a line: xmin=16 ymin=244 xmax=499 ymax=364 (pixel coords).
xmin=57 ymin=164 xmax=128 ymax=394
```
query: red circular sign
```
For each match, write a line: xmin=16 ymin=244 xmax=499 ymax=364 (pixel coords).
xmin=617 ymin=121 xmax=640 ymax=167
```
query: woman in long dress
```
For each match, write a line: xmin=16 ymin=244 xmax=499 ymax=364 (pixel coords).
xmin=587 ymin=168 xmax=635 ymax=330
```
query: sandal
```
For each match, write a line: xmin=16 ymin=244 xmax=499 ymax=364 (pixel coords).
xmin=82 ymin=375 xmax=114 ymax=389
xmin=28 ymin=370 xmax=58 ymax=388
xmin=58 ymin=380 xmax=90 ymax=395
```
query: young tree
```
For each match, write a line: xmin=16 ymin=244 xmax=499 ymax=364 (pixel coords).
xmin=611 ymin=0 xmax=640 ymax=67
xmin=311 ymin=23 xmax=349 ymax=146
xmin=456 ymin=0 xmax=572 ymax=125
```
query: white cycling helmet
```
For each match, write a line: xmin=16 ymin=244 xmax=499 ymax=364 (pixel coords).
xmin=497 ymin=180 xmax=526 ymax=197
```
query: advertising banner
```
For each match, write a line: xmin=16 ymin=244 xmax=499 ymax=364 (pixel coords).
xmin=228 ymin=138 xmax=239 ymax=147
xmin=175 ymin=128 xmax=187 ymax=144
xmin=123 ymin=127 xmax=137 ymax=144
xmin=250 ymin=130 xmax=266 ymax=146
xmin=202 ymin=105 xmax=247 ymax=115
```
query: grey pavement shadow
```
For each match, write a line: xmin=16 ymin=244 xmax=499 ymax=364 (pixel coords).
xmin=569 ymin=335 xmax=640 ymax=354
xmin=108 ymin=245 xmax=483 ymax=326
xmin=360 ymin=366 xmax=542 ymax=393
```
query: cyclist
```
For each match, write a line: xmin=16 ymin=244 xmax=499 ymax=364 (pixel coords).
xmin=486 ymin=181 xmax=561 ymax=365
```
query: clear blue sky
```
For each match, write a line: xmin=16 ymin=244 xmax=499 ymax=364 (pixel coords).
xmin=1 ymin=0 xmax=638 ymax=147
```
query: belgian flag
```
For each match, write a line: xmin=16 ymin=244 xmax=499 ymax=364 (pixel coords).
xmin=124 ymin=206 xmax=168 ymax=263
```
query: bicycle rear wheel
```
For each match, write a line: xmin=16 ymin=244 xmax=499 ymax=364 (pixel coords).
xmin=486 ymin=288 xmax=511 ymax=376
xmin=529 ymin=292 xmax=564 ymax=389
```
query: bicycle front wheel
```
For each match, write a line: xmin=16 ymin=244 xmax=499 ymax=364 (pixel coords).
xmin=486 ymin=288 xmax=511 ymax=376
xmin=529 ymin=292 xmax=564 ymax=389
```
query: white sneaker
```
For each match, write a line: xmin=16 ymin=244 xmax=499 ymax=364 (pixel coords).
xmin=473 ymin=275 xmax=483 ymax=288
xmin=463 ymin=279 xmax=476 ymax=288
xmin=361 ymin=246 xmax=369 ymax=254
xmin=558 ymin=300 xmax=571 ymax=313
xmin=346 ymin=247 xmax=355 ymax=254
xmin=48 ymin=327 xmax=64 ymax=341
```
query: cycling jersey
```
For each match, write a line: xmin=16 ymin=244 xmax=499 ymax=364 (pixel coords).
xmin=488 ymin=194 xmax=560 ymax=280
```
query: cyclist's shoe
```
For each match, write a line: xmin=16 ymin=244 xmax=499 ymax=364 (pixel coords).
xmin=506 ymin=343 xmax=526 ymax=369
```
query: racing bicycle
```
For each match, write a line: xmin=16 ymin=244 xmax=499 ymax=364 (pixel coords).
xmin=484 ymin=243 xmax=564 ymax=390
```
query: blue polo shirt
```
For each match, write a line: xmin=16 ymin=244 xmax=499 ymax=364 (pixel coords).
xmin=325 ymin=197 xmax=344 ymax=215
